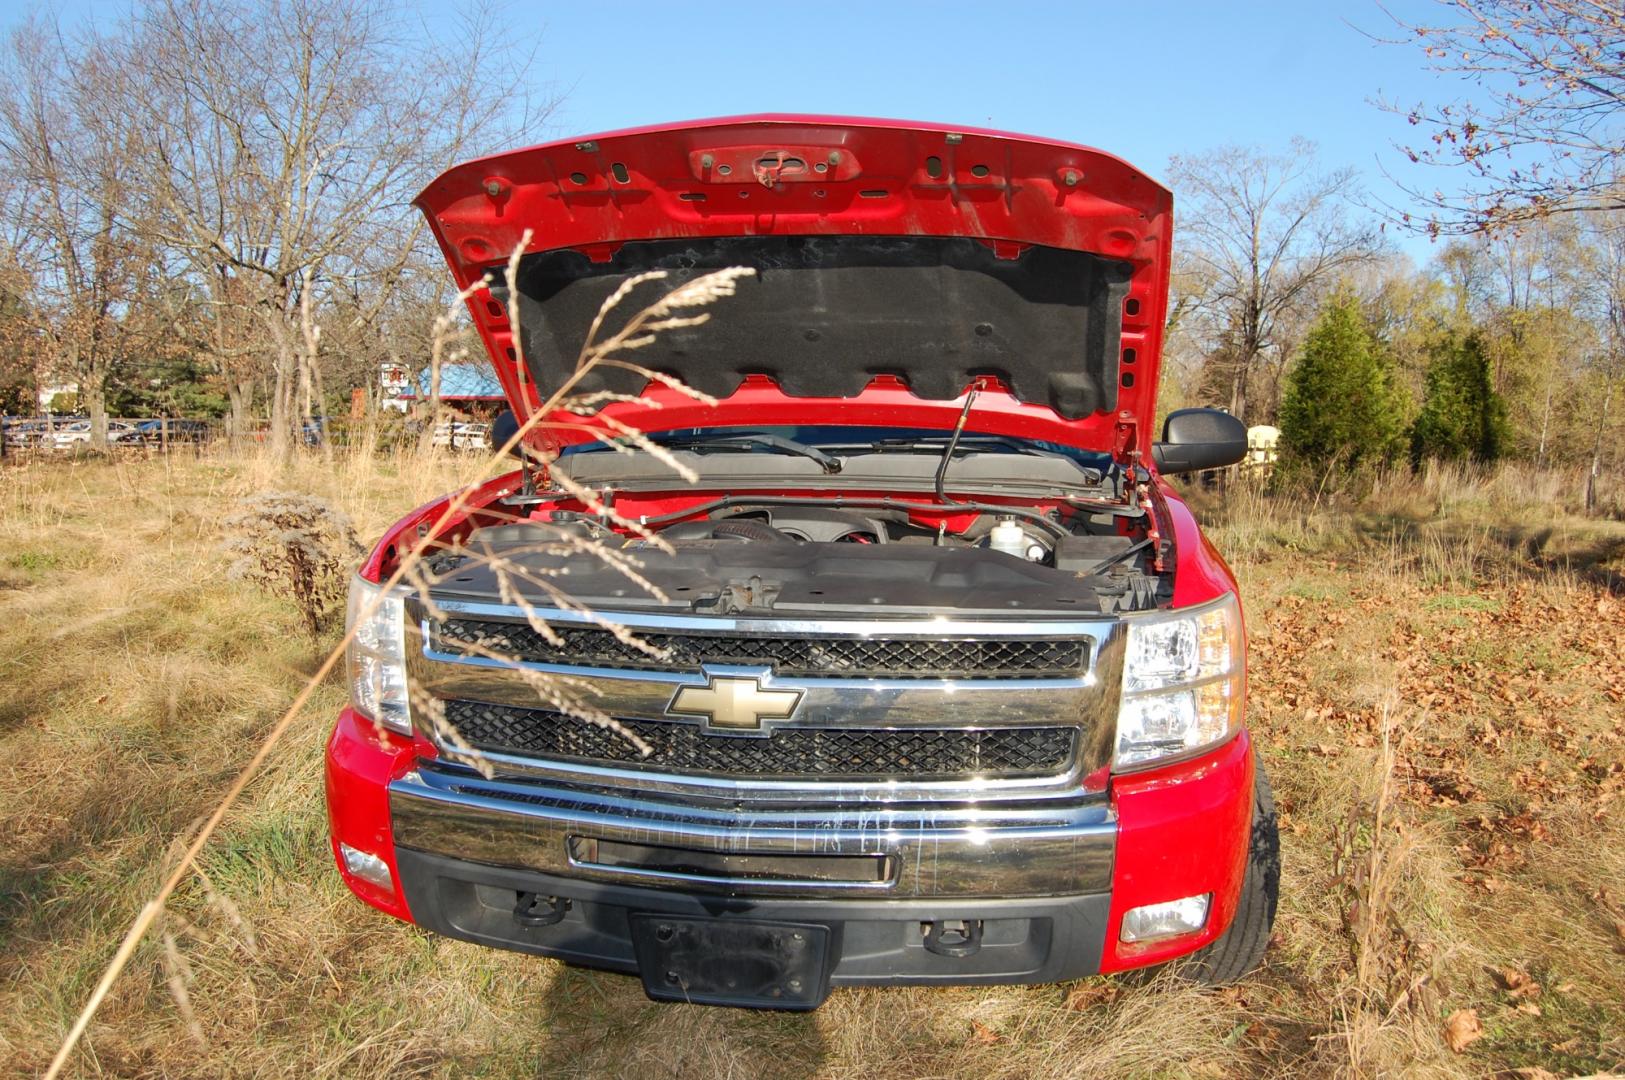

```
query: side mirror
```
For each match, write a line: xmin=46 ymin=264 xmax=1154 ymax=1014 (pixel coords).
xmin=490 ymin=409 xmax=526 ymax=460
xmin=491 ymin=409 xmax=556 ymax=463
xmin=1151 ymin=408 xmax=1247 ymax=475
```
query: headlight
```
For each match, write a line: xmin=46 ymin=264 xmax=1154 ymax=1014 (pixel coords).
xmin=346 ymin=575 xmax=411 ymax=735
xmin=1115 ymin=593 xmax=1244 ymax=769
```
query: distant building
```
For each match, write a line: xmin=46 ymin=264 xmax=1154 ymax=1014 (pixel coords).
xmin=38 ymin=382 xmax=79 ymax=412
xmin=399 ymin=363 xmax=506 ymax=417
xmin=379 ymin=362 xmax=411 ymax=412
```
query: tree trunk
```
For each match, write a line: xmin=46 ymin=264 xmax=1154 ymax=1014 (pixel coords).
xmin=1537 ymin=375 xmax=1553 ymax=467
xmin=265 ymin=310 xmax=296 ymax=462
xmin=83 ymin=374 xmax=109 ymax=452
xmin=1586 ymin=371 xmax=1615 ymax=515
xmin=296 ymin=274 xmax=330 ymax=459
xmin=272 ymin=365 xmax=291 ymax=460
xmin=227 ymin=380 xmax=253 ymax=442
xmin=1229 ymin=368 xmax=1246 ymax=421
xmin=71 ymin=336 xmax=110 ymax=452
xmin=428 ymin=353 xmax=444 ymax=446
xmin=268 ymin=354 xmax=292 ymax=461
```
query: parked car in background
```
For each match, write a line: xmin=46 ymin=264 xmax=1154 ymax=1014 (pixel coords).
xmin=5 ymin=418 xmax=84 ymax=449
xmin=50 ymin=420 xmax=142 ymax=449
xmin=430 ymin=421 xmax=493 ymax=450
xmin=134 ymin=418 xmax=212 ymax=444
xmin=452 ymin=422 xmax=491 ymax=451
xmin=3 ymin=420 xmax=50 ymax=449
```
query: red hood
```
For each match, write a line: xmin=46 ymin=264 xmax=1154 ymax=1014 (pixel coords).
xmin=415 ymin=115 xmax=1172 ymax=460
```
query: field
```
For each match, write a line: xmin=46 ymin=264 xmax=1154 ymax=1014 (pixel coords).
xmin=1 ymin=448 xmax=1622 ymax=1078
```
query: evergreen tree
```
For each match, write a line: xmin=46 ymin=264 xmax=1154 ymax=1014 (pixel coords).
xmin=1410 ymin=332 xmax=1510 ymax=464
xmin=1278 ymin=292 xmax=1405 ymax=480
xmin=107 ymin=353 xmax=229 ymax=419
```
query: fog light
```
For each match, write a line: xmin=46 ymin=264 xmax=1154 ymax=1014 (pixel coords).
xmin=1120 ymin=894 xmax=1210 ymax=942
xmin=339 ymin=842 xmax=394 ymax=891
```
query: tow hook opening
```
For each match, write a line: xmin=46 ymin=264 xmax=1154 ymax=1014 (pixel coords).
xmin=922 ymin=918 xmax=984 ymax=958
xmin=513 ymin=892 xmax=571 ymax=928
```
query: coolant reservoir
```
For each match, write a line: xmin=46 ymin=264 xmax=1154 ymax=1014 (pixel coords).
xmin=988 ymin=517 xmax=1031 ymax=559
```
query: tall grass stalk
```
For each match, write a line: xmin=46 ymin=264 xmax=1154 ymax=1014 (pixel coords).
xmin=42 ymin=240 xmax=752 ymax=1078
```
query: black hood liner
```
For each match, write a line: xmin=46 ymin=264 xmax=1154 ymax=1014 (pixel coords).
xmin=505 ymin=235 xmax=1132 ymax=420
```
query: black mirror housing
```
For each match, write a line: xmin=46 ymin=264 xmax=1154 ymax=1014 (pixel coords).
xmin=491 ymin=409 xmax=526 ymax=460
xmin=1151 ymin=408 xmax=1248 ymax=475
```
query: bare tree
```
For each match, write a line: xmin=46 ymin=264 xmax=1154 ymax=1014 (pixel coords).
xmin=1581 ymin=214 xmax=1625 ymax=512
xmin=0 ymin=168 xmax=39 ymax=414
xmin=1168 ymin=139 xmax=1381 ymax=423
xmin=321 ymin=244 xmax=484 ymax=429
xmin=0 ymin=20 xmax=149 ymax=449
xmin=1379 ymin=0 xmax=1625 ymax=234
xmin=107 ymin=0 xmax=552 ymax=457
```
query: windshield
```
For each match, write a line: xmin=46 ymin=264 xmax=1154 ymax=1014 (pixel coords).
xmin=561 ymin=425 xmax=1115 ymax=471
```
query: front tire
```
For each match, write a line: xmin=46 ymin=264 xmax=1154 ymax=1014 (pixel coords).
xmin=1174 ymin=755 xmax=1280 ymax=985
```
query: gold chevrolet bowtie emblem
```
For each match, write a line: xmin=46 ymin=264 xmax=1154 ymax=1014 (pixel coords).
xmin=667 ymin=675 xmax=803 ymax=731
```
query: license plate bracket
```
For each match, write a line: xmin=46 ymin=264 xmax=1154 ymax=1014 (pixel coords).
xmin=628 ymin=914 xmax=833 ymax=1009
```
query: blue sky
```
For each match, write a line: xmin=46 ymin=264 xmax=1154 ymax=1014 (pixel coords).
xmin=533 ymin=1 xmax=1458 ymax=261
xmin=6 ymin=0 xmax=1463 ymax=261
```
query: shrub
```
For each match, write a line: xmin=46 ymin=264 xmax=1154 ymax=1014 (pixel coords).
xmin=1410 ymin=331 xmax=1510 ymax=465
xmin=221 ymin=492 xmax=362 ymax=636
xmin=1278 ymin=292 xmax=1406 ymax=486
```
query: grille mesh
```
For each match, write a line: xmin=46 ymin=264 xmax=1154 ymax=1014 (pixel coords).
xmin=433 ymin=619 xmax=1087 ymax=679
xmin=440 ymin=700 xmax=1077 ymax=780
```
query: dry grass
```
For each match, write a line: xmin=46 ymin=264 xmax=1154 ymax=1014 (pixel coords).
xmin=1 ymin=447 xmax=1622 ymax=1078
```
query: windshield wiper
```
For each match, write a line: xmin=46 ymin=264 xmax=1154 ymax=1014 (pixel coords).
xmin=861 ymin=427 xmax=1107 ymax=486
xmin=652 ymin=432 xmax=843 ymax=474
xmin=867 ymin=434 xmax=1068 ymax=457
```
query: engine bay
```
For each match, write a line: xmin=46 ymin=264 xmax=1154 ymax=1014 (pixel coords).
xmin=426 ymin=492 xmax=1169 ymax=618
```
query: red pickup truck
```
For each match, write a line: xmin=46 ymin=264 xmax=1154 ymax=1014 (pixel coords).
xmin=326 ymin=116 xmax=1278 ymax=1009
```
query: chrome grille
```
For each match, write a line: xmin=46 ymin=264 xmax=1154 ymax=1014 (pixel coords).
xmin=441 ymin=699 xmax=1077 ymax=780
xmin=431 ymin=618 xmax=1088 ymax=679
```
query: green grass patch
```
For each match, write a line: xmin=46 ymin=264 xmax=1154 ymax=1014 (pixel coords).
xmin=1477 ymin=992 xmax=1625 ymax=1077
xmin=198 ymin=811 xmax=327 ymax=896
xmin=6 ymin=550 xmax=61 ymax=572
xmin=1423 ymin=592 xmax=1502 ymax=613
xmin=1281 ymin=581 xmax=1348 ymax=602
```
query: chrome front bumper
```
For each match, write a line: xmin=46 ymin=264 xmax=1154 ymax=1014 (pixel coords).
xmin=394 ymin=600 xmax=1123 ymax=903
xmin=390 ymin=765 xmax=1116 ymax=900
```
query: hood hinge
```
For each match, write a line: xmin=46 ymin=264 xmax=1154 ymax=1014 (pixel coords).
xmin=1134 ymin=471 xmax=1168 ymax=574
xmin=1112 ymin=415 xmax=1139 ymax=465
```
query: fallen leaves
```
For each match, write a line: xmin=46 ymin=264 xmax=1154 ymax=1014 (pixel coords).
xmin=1466 ymin=813 xmax=1552 ymax=843
xmin=1444 ymin=1007 xmax=1484 ymax=1053
xmin=1063 ymin=983 xmax=1121 ymax=1011
xmin=1230 ymin=542 xmax=1625 ymax=1072
xmin=1493 ymin=966 xmax=1541 ymax=1001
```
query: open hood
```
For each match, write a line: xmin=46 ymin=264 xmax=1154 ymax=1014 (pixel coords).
xmin=415 ymin=116 xmax=1172 ymax=460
